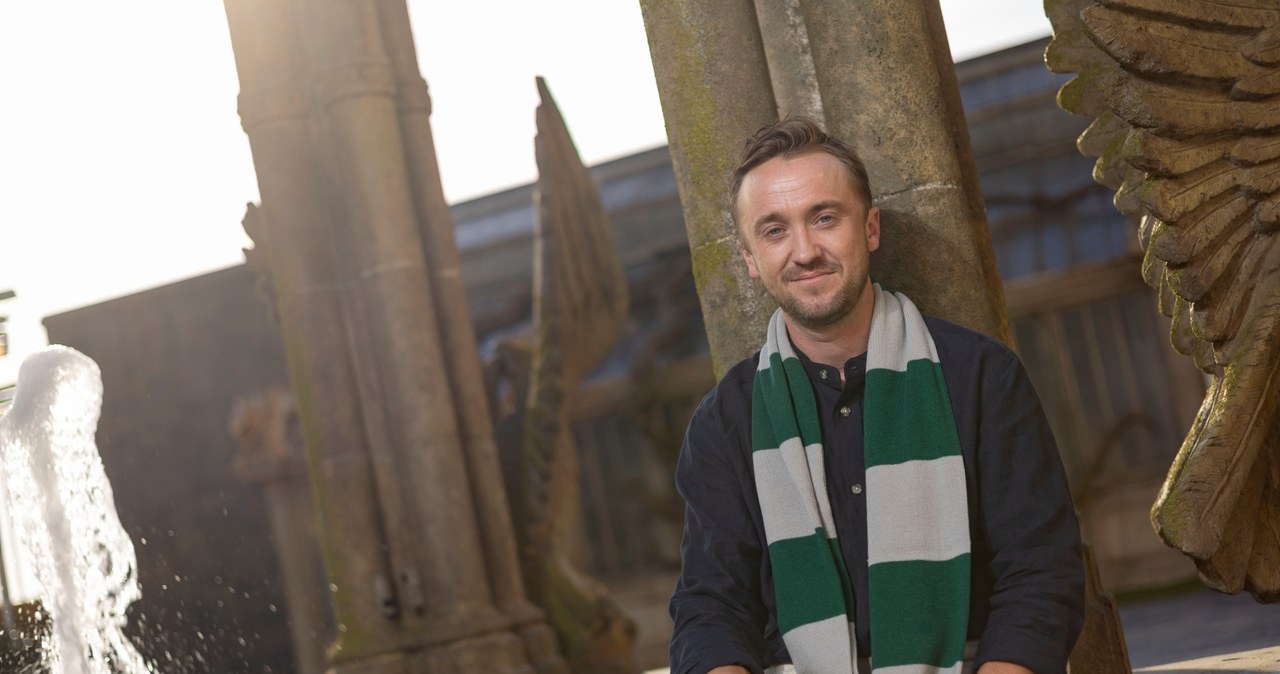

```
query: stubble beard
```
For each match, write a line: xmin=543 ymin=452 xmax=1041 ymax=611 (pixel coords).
xmin=773 ymin=268 xmax=870 ymax=331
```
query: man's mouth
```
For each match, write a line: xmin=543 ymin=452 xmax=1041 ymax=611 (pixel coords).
xmin=786 ymin=268 xmax=836 ymax=283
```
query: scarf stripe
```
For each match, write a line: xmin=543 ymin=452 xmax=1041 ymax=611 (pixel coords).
xmin=874 ymin=663 xmax=966 ymax=674
xmin=752 ymin=284 xmax=969 ymax=673
xmin=780 ymin=616 xmax=861 ymax=672
xmin=869 ymin=557 xmax=971 ymax=668
xmin=754 ymin=446 xmax=835 ymax=543
xmin=769 ymin=533 xmax=855 ymax=633
xmin=864 ymin=363 xmax=961 ymax=465
xmin=865 ymin=456 xmax=969 ymax=563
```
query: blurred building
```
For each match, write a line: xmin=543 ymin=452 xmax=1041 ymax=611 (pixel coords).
xmin=40 ymin=36 xmax=1202 ymax=673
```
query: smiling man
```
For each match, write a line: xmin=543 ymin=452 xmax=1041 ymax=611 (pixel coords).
xmin=667 ymin=118 xmax=1084 ymax=674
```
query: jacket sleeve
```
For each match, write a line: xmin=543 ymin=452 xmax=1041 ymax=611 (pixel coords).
xmin=668 ymin=391 xmax=773 ymax=674
xmin=973 ymin=353 xmax=1086 ymax=674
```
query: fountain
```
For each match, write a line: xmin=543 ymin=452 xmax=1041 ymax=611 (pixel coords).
xmin=0 ymin=346 xmax=152 ymax=673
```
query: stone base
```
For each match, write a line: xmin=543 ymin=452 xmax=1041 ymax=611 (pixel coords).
xmin=412 ymin=630 xmax=538 ymax=674
xmin=327 ymin=630 xmax=537 ymax=674
xmin=328 ymin=652 xmax=410 ymax=674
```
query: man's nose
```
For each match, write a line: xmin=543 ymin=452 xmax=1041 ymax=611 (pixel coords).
xmin=791 ymin=227 xmax=818 ymax=263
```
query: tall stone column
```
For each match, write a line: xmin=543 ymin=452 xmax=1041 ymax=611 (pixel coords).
xmin=372 ymin=3 xmax=564 ymax=669
xmin=305 ymin=0 xmax=517 ymax=658
xmin=638 ymin=0 xmax=780 ymax=375
xmin=222 ymin=1 xmax=560 ymax=672
xmin=798 ymin=0 xmax=1010 ymax=345
xmin=223 ymin=0 xmax=401 ymax=662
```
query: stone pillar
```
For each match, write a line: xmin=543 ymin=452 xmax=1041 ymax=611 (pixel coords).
xmin=222 ymin=0 xmax=401 ymax=662
xmin=638 ymin=0 xmax=780 ymax=375
xmin=304 ymin=0 xmax=518 ymax=657
xmin=753 ymin=0 xmax=825 ymax=124
xmin=799 ymin=0 xmax=1011 ymax=345
xmin=373 ymin=4 xmax=565 ymax=669
xmin=222 ymin=1 xmax=557 ymax=672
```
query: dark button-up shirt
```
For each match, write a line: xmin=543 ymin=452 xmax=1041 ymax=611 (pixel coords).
xmin=669 ymin=317 xmax=1084 ymax=674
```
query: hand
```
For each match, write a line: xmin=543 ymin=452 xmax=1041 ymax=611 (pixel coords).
xmin=707 ymin=667 xmax=751 ymax=674
xmin=977 ymin=662 xmax=1035 ymax=674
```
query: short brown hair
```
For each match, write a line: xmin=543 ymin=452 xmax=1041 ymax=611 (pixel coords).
xmin=729 ymin=117 xmax=872 ymax=227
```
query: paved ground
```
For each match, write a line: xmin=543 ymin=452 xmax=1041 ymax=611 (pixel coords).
xmin=1121 ymin=587 xmax=1280 ymax=672
xmin=1134 ymin=646 xmax=1280 ymax=673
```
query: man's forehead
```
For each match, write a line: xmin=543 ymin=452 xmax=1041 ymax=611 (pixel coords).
xmin=739 ymin=152 xmax=860 ymax=209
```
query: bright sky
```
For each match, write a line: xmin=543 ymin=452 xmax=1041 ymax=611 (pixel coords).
xmin=0 ymin=1 xmax=1052 ymax=382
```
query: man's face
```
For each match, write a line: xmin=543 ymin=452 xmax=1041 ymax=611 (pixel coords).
xmin=736 ymin=151 xmax=880 ymax=331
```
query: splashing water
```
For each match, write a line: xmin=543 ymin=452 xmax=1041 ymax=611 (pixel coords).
xmin=0 ymin=346 xmax=153 ymax=673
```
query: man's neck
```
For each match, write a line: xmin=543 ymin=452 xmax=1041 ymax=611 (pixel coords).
xmin=783 ymin=291 xmax=876 ymax=378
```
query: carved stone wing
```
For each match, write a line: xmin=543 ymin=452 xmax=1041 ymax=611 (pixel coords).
xmin=1047 ymin=0 xmax=1280 ymax=601
xmin=533 ymin=77 xmax=630 ymax=386
xmin=518 ymin=78 xmax=638 ymax=673
xmin=520 ymin=77 xmax=632 ymax=541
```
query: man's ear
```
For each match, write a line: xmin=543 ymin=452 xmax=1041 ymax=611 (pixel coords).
xmin=739 ymin=239 xmax=761 ymax=279
xmin=865 ymin=206 xmax=882 ymax=253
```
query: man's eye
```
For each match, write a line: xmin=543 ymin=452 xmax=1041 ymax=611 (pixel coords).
xmin=764 ymin=226 xmax=784 ymax=238
xmin=816 ymin=214 xmax=835 ymax=225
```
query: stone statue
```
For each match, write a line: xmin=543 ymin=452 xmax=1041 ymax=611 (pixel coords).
xmin=1047 ymin=0 xmax=1280 ymax=602
xmin=489 ymin=78 xmax=638 ymax=673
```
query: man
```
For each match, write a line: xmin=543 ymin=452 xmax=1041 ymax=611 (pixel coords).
xmin=668 ymin=118 xmax=1084 ymax=674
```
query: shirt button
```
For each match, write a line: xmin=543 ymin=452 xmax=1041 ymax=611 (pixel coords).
xmin=819 ymin=370 xmax=828 ymax=380
xmin=851 ymin=483 xmax=863 ymax=495
xmin=839 ymin=406 xmax=851 ymax=417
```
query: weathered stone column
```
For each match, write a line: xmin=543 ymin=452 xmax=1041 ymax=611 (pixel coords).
xmin=223 ymin=0 xmax=401 ymax=662
xmin=799 ymin=0 xmax=1011 ymax=345
xmin=302 ymin=1 xmax=532 ymax=671
xmin=753 ymin=0 xmax=825 ymax=124
xmin=372 ymin=3 xmax=565 ymax=670
xmin=638 ymin=0 xmax=779 ymax=375
xmin=224 ymin=1 xmax=557 ymax=672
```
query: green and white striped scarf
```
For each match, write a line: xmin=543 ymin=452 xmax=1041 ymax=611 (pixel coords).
xmin=751 ymin=282 xmax=971 ymax=673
